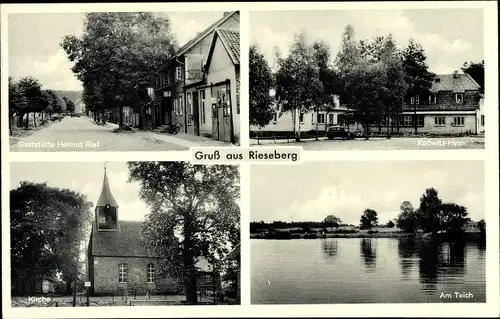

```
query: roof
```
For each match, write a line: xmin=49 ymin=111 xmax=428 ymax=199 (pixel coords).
xmin=431 ymin=73 xmax=481 ymax=92
xmin=91 ymin=221 xmax=158 ymax=257
xmin=205 ymin=28 xmax=240 ymax=72
xmin=215 ymin=28 xmax=240 ymax=65
xmin=90 ymin=221 xmax=216 ymax=271
xmin=96 ymin=170 xmax=118 ymax=207
xmin=159 ymin=11 xmax=239 ymax=70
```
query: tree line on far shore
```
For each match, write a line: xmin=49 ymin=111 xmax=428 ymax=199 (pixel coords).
xmin=9 ymin=76 xmax=76 ymax=133
xmin=250 ymin=24 xmax=485 ymax=141
xmin=251 ymin=187 xmax=485 ymax=240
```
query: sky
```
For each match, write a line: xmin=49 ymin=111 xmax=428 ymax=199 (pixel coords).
xmin=10 ymin=162 xmax=149 ymax=222
xmin=8 ymin=11 xmax=229 ymax=91
xmin=250 ymin=161 xmax=485 ymax=225
xmin=250 ymin=9 xmax=484 ymax=74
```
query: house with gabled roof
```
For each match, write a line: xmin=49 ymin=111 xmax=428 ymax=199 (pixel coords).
xmin=87 ymin=168 xmax=216 ymax=297
xmin=153 ymin=11 xmax=239 ymax=143
xmin=400 ymin=72 xmax=484 ymax=135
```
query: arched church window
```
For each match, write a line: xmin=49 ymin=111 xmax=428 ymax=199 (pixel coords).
xmin=118 ymin=263 xmax=128 ymax=283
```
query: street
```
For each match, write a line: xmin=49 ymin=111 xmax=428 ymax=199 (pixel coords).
xmin=250 ymin=136 xmax=485 ymax=150
xmin=10 ymin=117 xmax=228 ymax=152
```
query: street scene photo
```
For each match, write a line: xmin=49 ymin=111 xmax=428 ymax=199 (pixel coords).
xmin=8 ymin=11 xmax=240 ymax=151
xmin=10 ymin=162 xmax=240 ymax=306
xmin=249 ymin=9 xmax=485 ymax=150
xmin=250 ymin=161 xmax=486 ymax=304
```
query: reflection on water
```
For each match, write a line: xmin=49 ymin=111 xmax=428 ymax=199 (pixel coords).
xmin=251 ymin=238 xmax=486 ymax=304
xmin=360 ymin=238 xmax=377 ymax=272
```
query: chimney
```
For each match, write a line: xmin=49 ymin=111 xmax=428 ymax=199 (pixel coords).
xmin=453 ymin=70 xmax=459 ymax=79
xmin=223 ymin=11 xmax=231 ymax=18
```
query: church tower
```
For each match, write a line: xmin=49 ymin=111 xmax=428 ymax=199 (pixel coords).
xmin=95 ymin=166 xmax=119 ymax=231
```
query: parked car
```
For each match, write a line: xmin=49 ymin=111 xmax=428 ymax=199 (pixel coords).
xmin=325 ymin=125 xmax=353 ymax=140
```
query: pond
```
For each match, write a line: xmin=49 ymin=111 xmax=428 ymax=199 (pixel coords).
xmin=251 ymin=238 xmax=486 ymax=304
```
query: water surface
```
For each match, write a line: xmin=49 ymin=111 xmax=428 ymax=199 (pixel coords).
xmin=251 ymin=238 xmax=486 ymax=304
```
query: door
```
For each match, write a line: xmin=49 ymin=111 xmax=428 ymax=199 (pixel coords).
xmin=163 ymin=98 xmax=172 ymax=127
xmin=218 ymin=105 xmax=225 ymax=141
xmin=193 ymin=91 xmax=200 ymax=136
xmin=212 ymin=103 xmax=218 ymax=140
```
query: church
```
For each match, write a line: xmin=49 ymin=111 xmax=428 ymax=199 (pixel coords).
xmin=86 ymin=168 xmax=216 ymax=297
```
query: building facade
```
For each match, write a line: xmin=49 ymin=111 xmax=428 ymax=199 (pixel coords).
xmin=250 ymin=73 xmax=484 ymax=137
xmin=154 ymin=11 xmax=240 ymax=143
xmin=87 ymin=169 xmax=216 ymax=296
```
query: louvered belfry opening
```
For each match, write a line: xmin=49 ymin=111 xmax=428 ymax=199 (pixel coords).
xmin=96 ymin=168 xmax=119 ymax=231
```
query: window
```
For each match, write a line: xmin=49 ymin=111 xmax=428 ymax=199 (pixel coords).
xmin=328 ymin=114 xmax=334 ymax=125
xmin=188 ymin=93 xmax=193 ymax=116
xmin=453 ymin=116 xmax=465 ymax=126
xmin=176 ymin=67 xmax=182 ymax=81
xmin=481 ymin=115 xmax=484 ymax=126
xmin=434 ymin=116 xmax=446 ymax=126
xmin=455 ymin=93 xmax=463 ymax=104
xmin=174 ymin=99 xmax=178 ymax=116
xmin=179 ymin=96 xmax=184 ymax=115
xmin=205 ymin=274 xmax=211 ymax=283
xmin=416 ymin=115 xmax=424 ymax=127
xmin=410 ymin=96 xmax=415 ymax=105
xmin=299 ymin=112 xmax=304 ymax=123
xmin=317 ymin=113 xmax=325 ymax=124
xmin=200 ymin=90 xmax=206 ymax=124
xmin=415 ymin=95 xmax=420 ymax=104
xmin=118 ymin=263 xmax=128 ymax=283
xmin=429 ymin=94 xmax=437 ymax=104
xmin=147 ymin=264 xmax=155 ymax=283
xmin=403 ymin=115 xmax=413 ymax=127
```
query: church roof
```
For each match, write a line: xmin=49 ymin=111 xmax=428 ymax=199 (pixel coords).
xmin=90 ymin=221 xmax=158 ymax=257
xmin=96 ymin=170 xmax=118 ymax=207
xmin=90 ymin=221 xmax=215 ymax=270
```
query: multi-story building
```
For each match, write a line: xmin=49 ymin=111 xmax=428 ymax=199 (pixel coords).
xmin=154 ymin=11 xmax=240 ymax=143
xmin=250 ymin=72 xmax=484 ymax=137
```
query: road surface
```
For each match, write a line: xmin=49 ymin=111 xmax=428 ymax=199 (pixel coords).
xmin=250 ymin=136 xmax=485 ymax=150
xmin=10 ymin=117 xmax=226 ymax=152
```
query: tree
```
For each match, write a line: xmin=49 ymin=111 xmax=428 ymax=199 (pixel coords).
xmin=16 ymin=76 xmax=44 ymax=129
xmin=378 ymin=35 xmax=407 ymax=137
xmin=386 ymin=220 xmax=395 ymax=228
xmin=323 ymin=214 xmax=342 ymax=227
xmin=61 ymin=12 xmax=178 ymax=129
xmin=360 ymin=208 xmax=378 ymax=230
xmin=312 ymin=40 xmax=339 ymax=139
xmin=66 ymin=99 xmax=76 ymax=113
xmin=275 ymin=32 xmax=323 ymax=141
xmin=249 ymin=44 xmax=275 ymax=127
xmin=127 ymin=162 xmax=240 ymax=305
xmin=9 ymin=77 xmax=28 ymax=135
xmin=335 ymin=24 xmax=360 ymax=73
xmin=396 ymin=200 xmax=420 ymax=233
xmin=461 ymin=60 xmax=484 ymax=94
xmin=10 ymin=182 xmax=92 ymax=296
xmin=402 ymin=39 xmax=435 ymax=133
xmin=436 ymin=203 xmax=469 ymax=237
xmin=417 ymin=188 xmax=442 ymax=235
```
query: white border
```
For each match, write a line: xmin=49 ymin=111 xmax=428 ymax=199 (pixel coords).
xmin=1 ymin=1 xmax=498 ymax=318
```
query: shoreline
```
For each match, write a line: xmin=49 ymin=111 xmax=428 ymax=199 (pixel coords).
xmin=250 ymin=232 xmax=485 ymax=240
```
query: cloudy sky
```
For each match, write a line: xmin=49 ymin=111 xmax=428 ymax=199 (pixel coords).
xmin=10 ymin=162 xmax=148 ymax=222
xmin=251 ymin=161 xmax=484 ymax=225
xmin=8 ymin=11 xmax=228 ymax=91
xmin=250 ymin=9 xmax=483 ymax=74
